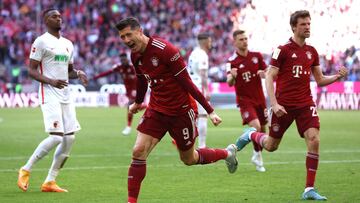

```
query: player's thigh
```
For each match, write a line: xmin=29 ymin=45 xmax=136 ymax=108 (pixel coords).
xmin=239 ymin=105 xmax=258 ymax=125
xmin=137 ymin=109 xmax=168 ymax=141
xmin=295 ymin=106 xmax=320 ymax=137
xmin=168 ymin=109 xmax=197 ymax=151
xmin=40 ymin=101 xmax=64 ymax=133
xmin=268 ymin=108 xmax=294 ymax=139
xmin=255 ymin=104 xmax=268 ymax=126
xmin=62 ymin=102 xmax=81 ymax=134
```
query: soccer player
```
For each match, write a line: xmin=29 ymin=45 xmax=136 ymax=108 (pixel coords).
xmin=93 ymin=53 xmax=145 ymax=135
xmin=17 ymin=9 xmax=88 ymax=192
xmin=234 ymin=10 xmax=348 ymax=200
xmin=226 ymin=30 xmax=267 ymax=172
xmin=188 ymin=33 xmax=212 ymax=148
xmin=115 ymin=17 xmax=238 ymax=203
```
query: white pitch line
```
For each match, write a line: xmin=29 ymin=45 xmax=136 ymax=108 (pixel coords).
xmin=1 ymin=149 xmax=360 ymax=161
xmin=1 ymin=159 xmax=359 ymax=173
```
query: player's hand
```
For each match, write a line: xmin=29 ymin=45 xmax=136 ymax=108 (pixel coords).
xmin=129 ymin=102 xmax=145 ymax=114
xmin=77 ymin=70 xmax=88 ymax=87
xmin=50 ymin=79 xmax=68 ymax=89
xmin=230 ymin=68 xmax=237 ymax=78
xmin=209 ymin=112 xmax=222 ymax=126
xmin=337 ymin=66 xmax=348 ymax=80
xmin=257 ymin=70 xmax=266 ymax=78
xmin=272 ymin=104 xmax=287 ymax=117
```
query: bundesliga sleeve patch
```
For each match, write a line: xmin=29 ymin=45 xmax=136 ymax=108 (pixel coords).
xmin=272 ymin=48 xmax=281 ymax=60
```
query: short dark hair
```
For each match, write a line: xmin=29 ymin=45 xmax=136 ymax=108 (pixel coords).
xmin=232 ymin=30 xmax=245 ymax=38
xmin=119 ymin=53 xmax=127 ymax=57
xmin=290 ymin=10 xmax=311 ymax=30
xmin=115 ymin=17 xmax=141 ymax=31
xmin=42 ymin=8 xmax=57 ymax=19
xmin=197 ymin=33 xmax=210 ymax=41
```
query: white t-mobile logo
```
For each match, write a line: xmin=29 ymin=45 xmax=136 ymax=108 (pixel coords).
xmin=242 ymin=71 xmax=251 ymax=82
xmin=292 ymin=65 xmax=303 ymax=78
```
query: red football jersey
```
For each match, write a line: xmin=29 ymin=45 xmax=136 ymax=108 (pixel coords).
xmin=270 ymin=38 xmax=319 ymax=108
xmin=113 ymin=64 xmax=137 ymax=91
xmin=131 ymin=37 xmax=198 ymax=116
xmin=227 ymin=51 xmax=266 ymax=106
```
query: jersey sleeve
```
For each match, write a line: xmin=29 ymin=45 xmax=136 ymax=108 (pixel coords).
xmin=164 ymin=43 xmax=187 ymax=76
xmin=69 ymin=42 xmax=74 ymax=64
xmin=311 ymin=47 xmax=320 ymax=67
xmin=29 ymin=38 xmax=44 ymax=61
xmin=257 ymin=53 xmax=267 ymax=70
xmin=270 ymin=46 xmax=284 ymax=69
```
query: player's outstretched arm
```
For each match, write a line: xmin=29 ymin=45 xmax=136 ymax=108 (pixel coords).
xmin=174 ymin=69 xmax=222 ymax=126
xmin=93 ymin=69 xmax=115 ymax=80
xmin=28 ymin=59 xmax=68 ymax=89
xmin=312 ymin=66 xmax=348 ymax=87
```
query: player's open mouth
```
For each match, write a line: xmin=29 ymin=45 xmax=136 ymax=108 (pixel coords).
xmin=128 ymin=43 xmax=135 ymax=49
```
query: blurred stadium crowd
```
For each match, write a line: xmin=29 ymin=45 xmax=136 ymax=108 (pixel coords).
xmin=0 ymin=0 xmax=359 ymax=93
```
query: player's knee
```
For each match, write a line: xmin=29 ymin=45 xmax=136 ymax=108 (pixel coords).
xmin=180 ymin=157 xmax=196 ymax=166
xmin=308 ymin=135 xmax=320 ymax=146
xmin=132 ymin=145 xmax=147 ymax=159
xmin=266 ymin=144 xmax=278 ymax=152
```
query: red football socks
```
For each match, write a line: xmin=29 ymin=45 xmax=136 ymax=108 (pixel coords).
xmin=250 ymin=132 xmax=267 ymax=148
xmin=196 ymin=148 xmax=228 ymax=164
xmin=306 ymin=152 xmax=319 ymax=188
xmin=128 ymin=158 xmax=146 ymax=203
xmin=127 ymin=112 xmax=133 ymax=126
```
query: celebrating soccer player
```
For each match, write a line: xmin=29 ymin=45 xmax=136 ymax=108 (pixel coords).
xmin=233 ymin=10 xmax=348 ymax=200
xmin=226 ymin=30 xmax=267 ymax=172
xmin=17 ymin=9 xmax=88 ymax=192
xmin=115 ymin=17 xmax=238 ymax=203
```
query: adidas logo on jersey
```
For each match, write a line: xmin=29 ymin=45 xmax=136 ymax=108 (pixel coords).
xmin=292 ymin=53 xmax=297 ymax=58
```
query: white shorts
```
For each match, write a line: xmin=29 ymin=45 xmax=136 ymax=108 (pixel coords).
xmin=41 ymin=101 xmax=81 ymax=134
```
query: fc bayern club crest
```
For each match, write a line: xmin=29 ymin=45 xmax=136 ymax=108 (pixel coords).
xmin=151 ymin=57 xmax=159 ymax=67
xmin=272 ymin=123 xmax=280 ymax=132
xmin=306 ymin=51 xmax=312 ymax=59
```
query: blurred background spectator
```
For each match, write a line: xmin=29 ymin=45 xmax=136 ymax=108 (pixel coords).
xmin=0 ymin=0 xmax=359 ymax=93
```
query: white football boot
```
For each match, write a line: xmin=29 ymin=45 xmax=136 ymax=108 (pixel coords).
xmin=122 ymin=126 xmax=131 ymax=136
xmin=251 ymin=150 xmax=266 ymax=172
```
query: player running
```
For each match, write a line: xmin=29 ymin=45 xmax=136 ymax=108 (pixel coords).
xmin=115 ymin=17 xmax=238 ymax=203
xmin=226 ymin=30 xmax=267 ymax=172
xmin=233 ymin=10 xmax=348 ymax=200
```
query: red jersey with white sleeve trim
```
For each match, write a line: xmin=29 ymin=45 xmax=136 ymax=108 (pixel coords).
xmin=270 ymin=38 xmax=319 ymax=108
xmin=131 ymin=37 xmax=207 ymax=116
xmin=226 ymin=51 xmax=266 ymax=106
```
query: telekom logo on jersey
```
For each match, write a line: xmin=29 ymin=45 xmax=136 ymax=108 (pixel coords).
xmin=292 ymin=65 xmax=303 ymax=78
xmin=242 ymin=71 xmax=252 ymax=82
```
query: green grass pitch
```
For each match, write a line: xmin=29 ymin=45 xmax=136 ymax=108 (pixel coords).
xmin=0 ymin=107 xmax=359 ymax=202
